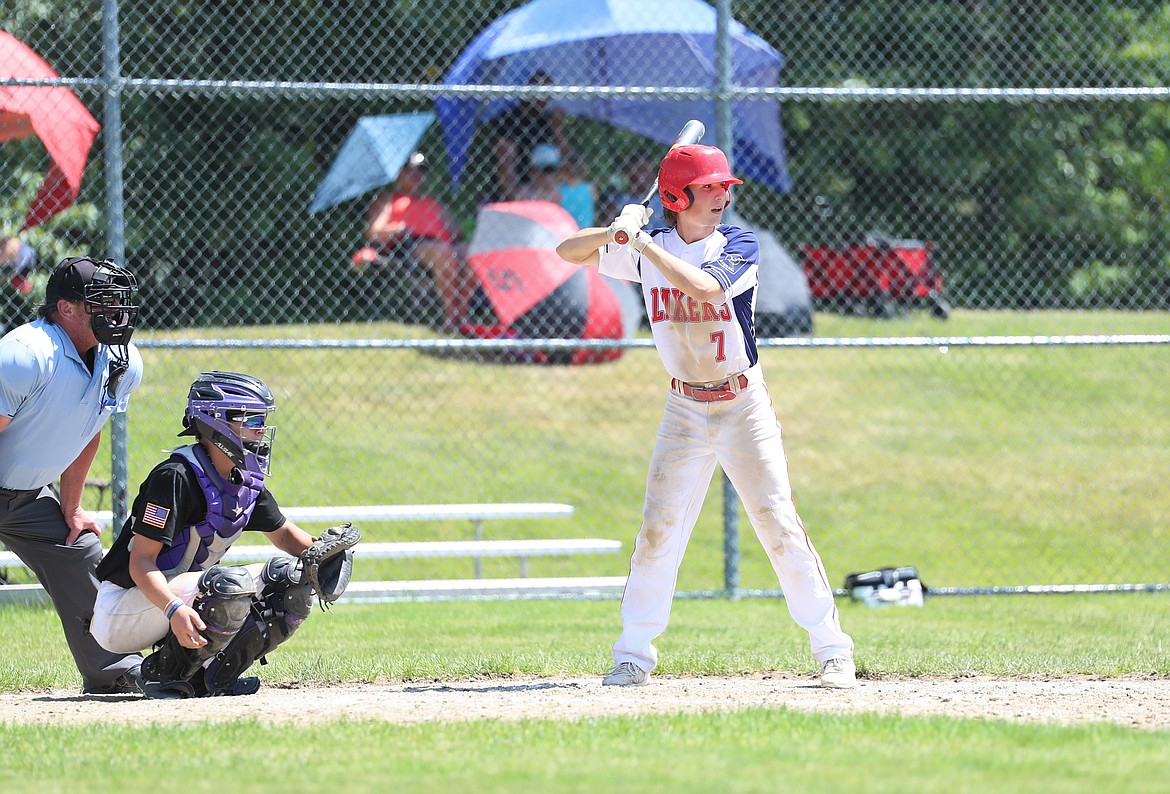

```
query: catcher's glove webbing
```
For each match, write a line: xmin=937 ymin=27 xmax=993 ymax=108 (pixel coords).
xmin=297 ymin=522 xmax=361 ymax=609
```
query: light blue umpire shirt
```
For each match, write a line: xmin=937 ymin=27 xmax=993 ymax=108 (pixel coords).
xmin=0 ymin=318 xmax=143 ymax=490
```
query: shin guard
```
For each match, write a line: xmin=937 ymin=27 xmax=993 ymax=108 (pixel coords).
xmin=202 ymin=556 xmax=313 ymax=696
xmin=140 ymin=565 xmax=255 ymax=699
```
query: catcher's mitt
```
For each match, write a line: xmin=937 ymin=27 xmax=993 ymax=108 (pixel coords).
xmin=298 ymin=522 xmax=361 ymax=609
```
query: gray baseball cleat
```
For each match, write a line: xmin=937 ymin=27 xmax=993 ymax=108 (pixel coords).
xmin=602 ymin=661 xmax=650 ymax=686
xmin=819 ymin=657 xmax=857 ymax=689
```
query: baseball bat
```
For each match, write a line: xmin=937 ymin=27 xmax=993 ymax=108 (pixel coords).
xmin=613 ymin=119 xmax=705 ymax=244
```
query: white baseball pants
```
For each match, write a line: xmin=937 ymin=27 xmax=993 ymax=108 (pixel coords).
xmin=90 ymin=562 xmax=267 ymax=654
xmin=612 ymin=379 xmax=853 ymax=672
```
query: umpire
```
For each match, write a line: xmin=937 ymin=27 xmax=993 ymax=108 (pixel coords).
xmin=0 ymin=256 xmax=145 ymax=694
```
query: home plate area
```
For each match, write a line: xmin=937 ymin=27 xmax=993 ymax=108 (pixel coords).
xmin=3 ymin=675 xmax=1168 ymax=730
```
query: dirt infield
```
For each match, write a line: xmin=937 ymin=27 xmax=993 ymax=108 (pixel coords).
xmin=3 ymin=674 xmax=1169 ymax=730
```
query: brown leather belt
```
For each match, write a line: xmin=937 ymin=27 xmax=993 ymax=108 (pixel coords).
xmin=670 ymin=373 xmax=750 ymax=402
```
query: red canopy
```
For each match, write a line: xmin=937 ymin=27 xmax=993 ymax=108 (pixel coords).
xmin=0 ymin=31 xmax=101 ymax=230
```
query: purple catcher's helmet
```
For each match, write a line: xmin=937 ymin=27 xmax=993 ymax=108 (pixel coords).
xmin=179 ymin=371 xmax=276 ymax=476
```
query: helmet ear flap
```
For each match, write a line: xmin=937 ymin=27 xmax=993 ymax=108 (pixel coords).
xmin=660 ymin=187 xmax=693 ymax=212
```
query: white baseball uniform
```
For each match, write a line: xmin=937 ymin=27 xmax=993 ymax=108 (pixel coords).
xmin=598 ymin=223 xmax=853 ymax=673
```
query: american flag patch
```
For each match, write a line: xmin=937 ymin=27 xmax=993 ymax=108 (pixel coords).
xmin=142 ymin=503 xmax=171 ymax=529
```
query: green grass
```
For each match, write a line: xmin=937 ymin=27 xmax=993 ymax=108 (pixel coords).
xmin=4 ymin=595 xmax=1169 ymax=689
xmin=3 ymin=594 xmax=1170 ymax=792
xmin=3 ymin=310 xmax=1168 ymax=790
xmin=67 ymin=308 xmax=1170 ymax=592
xmin=2 ymin=710 xmax=1167 ymax=794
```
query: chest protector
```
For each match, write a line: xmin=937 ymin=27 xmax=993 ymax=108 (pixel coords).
xmin=153 ymin=445 xmax=265 ymax=577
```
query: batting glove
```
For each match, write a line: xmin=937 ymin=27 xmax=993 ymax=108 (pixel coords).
xmin=629 ymin=230 xmax=653 ymax=253
xmin=607 ymin=217 xmax=642 ymax=246
xmin=618 ymin=203 xmax=653 ymax=228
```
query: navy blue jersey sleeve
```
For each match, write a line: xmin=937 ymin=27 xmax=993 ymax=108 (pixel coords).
xmin=701 ymin=225 xmax=759 ymax=292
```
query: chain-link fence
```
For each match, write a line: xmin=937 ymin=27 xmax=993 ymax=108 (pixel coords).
xmin=3 ymin=1 xmax=1169 ymax=594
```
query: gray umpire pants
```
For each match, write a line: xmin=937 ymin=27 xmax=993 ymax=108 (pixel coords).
xmin=0 ymin=486 xmax=142 ymax=690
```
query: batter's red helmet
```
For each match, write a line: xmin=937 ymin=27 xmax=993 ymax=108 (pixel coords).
xmin=658 ymin=145 xmax=743 ymax=212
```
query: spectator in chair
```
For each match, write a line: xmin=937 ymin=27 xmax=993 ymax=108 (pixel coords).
xmin=514 ymin=143 xmax=565 ymax=205
xmin=1 ymin=235 xmax=39 ymax=336
xmin=361 ymin=151 xmax=473 ymax=330
xmin=491 ymin=69 xmax=566 ymax=201
xmin=558 ymin=148 xmax=597 ymax=229
xmin=600 ymin=152 xmax=663 ymax=228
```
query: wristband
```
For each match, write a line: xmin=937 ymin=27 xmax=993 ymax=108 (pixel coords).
xmin=164 ymin=598 xmax=183 ymax=619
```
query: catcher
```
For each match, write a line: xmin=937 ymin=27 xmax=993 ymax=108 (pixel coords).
xmin=90 ymin=371 xmax=360 ymax=699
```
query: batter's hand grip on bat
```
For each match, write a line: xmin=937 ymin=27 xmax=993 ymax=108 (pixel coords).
xmin=613 ymin=202 xmax=652 ymax=245
xmin=614 ymin=213 xmax=642 ymax=245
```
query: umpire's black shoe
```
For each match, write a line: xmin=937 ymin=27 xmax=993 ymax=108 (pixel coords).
xmin=82 ymin=663 xmax=142 ymax=695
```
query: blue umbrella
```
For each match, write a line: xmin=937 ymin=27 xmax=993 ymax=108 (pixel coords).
xmin=436 ymin=0 xmax=789 ymax=193
xmin=308 ymin=112 xmax=435 ymax=213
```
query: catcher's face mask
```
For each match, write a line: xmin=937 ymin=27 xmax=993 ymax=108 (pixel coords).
xmin=222 ymin=409 xmax=276 ymax=477
xmin=84 ymin=274 xmax=139 ymax=347
xmin=46 ymin=257 xmax=140 ymax=346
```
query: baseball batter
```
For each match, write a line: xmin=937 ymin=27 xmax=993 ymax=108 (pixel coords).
xmin=556 ymin=145 xmax=855 ymax=689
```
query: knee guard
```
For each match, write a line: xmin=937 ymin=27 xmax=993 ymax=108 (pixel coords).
xmin=259 ymin=556 xmax=315 ymax=636
xmin=192 ymin=565 xmax=257 ymax=658
xmin=201 ymin=556 xmax=313 ymax=696
xmin=140 ymin=565 xmax=255 ymax=699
